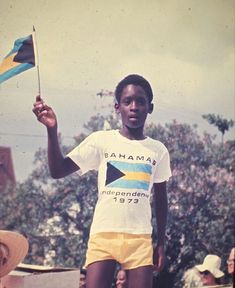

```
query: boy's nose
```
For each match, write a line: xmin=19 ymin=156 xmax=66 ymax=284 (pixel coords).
xmin=130 ymin=101 xmax=138 ymax=110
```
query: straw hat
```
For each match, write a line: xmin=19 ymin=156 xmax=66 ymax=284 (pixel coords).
xmin=0 ymin=230 xmax=29 ymax=277
xmin=195 ymin=254 xmax=224 ymax=278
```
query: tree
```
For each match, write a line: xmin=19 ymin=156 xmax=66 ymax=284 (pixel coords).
xmin=202 ymin=114 xmax=234 ymax=144
xmin=147 ymin=121 xmax=234 ymax=286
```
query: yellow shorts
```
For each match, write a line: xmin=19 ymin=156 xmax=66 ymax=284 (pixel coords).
xmin=85 ymin=232 xmax=153 ymax=270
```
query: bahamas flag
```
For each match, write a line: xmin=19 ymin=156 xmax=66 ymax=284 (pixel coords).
xmin=105 ymin=161 xmax=152 ymax=191
xmin=0 ymin=35 xmax=35 ymax=84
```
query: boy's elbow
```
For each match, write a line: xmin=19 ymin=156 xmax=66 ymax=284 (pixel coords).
xmin=48 ymin=158 xmax=79 ymax=179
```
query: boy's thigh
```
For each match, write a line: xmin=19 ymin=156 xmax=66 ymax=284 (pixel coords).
xmin=86 ymin=259 xmax=116 ymax=288
xmin=85 ymin=233 xmax=118 ymax=267
xmin=127 ymin=265 xmax=153 ymax=288
xmin=122 ymin=234 xmax=153 ymax=270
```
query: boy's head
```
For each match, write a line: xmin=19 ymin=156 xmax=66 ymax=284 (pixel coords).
xmin=114 ymin=74 xmax=154 ymax=131
xmin=115 ymin=74 xmax=153 ymax=104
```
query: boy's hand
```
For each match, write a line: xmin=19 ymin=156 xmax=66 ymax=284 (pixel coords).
xmin=32 ymin=95 xmax=57 ymax=129
xmin=153 ymin=245 xmax=165 ymax=272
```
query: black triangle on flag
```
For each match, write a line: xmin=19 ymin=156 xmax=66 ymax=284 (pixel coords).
xmin=105 ymin=162 xmax=125 ymax=186
xmin=14 ymin=35 xmax=35 ymax=65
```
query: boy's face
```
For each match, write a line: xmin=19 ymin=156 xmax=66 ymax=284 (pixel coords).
xmin=115 ymin=84 xmax=153 ymax=129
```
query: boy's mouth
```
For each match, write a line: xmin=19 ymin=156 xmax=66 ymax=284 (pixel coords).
xmin=129 ymin=114 xmax=139 ymax=120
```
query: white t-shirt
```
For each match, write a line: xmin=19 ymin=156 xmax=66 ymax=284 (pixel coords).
xmin=67 ymin=130 xmax=171 ymax=235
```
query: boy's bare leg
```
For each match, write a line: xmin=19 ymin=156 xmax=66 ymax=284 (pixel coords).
xmin=127 ymin=265 xmax=153 ymax=288
xmin=86 ymin=259 xmax=116 ymax=288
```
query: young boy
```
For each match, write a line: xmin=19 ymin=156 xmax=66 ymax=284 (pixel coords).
xmin=33 ymin=74 xmax=171 ymax=288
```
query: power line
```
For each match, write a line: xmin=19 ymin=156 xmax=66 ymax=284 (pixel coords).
xmin=0 ymin=132 xmax=74 ymax=139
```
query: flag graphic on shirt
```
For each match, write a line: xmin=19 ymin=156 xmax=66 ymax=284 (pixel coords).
xmin=105 ymin=161 xmax=152 ymax=190
xmin=0 ymin=35 xmax=35 ymax=84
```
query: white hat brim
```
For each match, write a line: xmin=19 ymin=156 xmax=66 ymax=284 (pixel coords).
xmin=0 ymin=230 xmax=29 ymax=277
xmin=195 ymin=264 xmax=224 ymax=278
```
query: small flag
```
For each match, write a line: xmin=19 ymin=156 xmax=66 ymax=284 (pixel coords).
xmin=105 ymin=161 xmax=152 ymax=191
xmin=0 ymin=35 xmax=35 ymax=84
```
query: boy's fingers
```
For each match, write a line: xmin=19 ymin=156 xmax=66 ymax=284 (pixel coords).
xmin=33 ymin=95 xmax=44 ymax=109
xmin=37 ymin=110 xmax=48 ymax=121
xmin=33 ymin=103 xmax=51 ymax=116
xmin=36 ymin=95 xmax=42 ymax=102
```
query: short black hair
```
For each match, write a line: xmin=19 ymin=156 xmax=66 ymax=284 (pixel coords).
xmin=115 ymin=74 xmax=153 ymax=104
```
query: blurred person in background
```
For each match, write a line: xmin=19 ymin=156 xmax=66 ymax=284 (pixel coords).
xmin=226 ymin=248 xmax=234 ymax=287
xmin=79 ymin=268 xmax=87 ymax=288
xmin=116 ymin=269 xmax=127 ymax=288
xmin=183 ymin=267 xmax=203 ymax=288
xmin=195 ymin=255 xmax=224 ymax=287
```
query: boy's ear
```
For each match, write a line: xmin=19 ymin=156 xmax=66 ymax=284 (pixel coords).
xmin=148 ymin=103 xmax=154 ymax=114
xmin=114 ymin=102 xmax=120 ymax=113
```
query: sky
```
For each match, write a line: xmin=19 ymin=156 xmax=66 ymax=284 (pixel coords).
xmin=0 ymin=0 xmax=234 ymax=181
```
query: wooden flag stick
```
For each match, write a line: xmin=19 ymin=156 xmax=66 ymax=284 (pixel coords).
xmin=32 ymin=26 xmax=41 ymax=96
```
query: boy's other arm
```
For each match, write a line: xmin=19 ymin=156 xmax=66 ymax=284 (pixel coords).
xmin=33 ymin=95 xmax=80 ymax=179
xmin=153 ymin=181 xmax=168 ymax=272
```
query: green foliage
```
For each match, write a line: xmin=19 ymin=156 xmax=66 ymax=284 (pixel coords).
xmin=146 ymin=120 xmax=235 ymax=286
xmin=1 ymin=115 xmax=234 ymax=287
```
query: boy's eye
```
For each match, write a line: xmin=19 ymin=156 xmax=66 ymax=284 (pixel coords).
xmin=122 ymin=99 xmax=131 ymax=105
xmin=137 ymin=99 xmax=146 ymax=105
xmin=121 ymin=97 xmax=147 ymax=106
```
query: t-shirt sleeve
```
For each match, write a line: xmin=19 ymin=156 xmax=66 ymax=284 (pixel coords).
xmin=67 ymin=132 xmax=101 ymax=175
xmin=154 ymin=148 xmax=171 ymax=183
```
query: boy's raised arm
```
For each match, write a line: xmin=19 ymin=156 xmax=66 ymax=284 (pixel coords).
xmin=32 ymin=95 xmax=79 ymax=178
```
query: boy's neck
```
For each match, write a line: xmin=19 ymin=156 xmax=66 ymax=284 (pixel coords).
xmin=119 ymin=126 xmax=146 ymax=140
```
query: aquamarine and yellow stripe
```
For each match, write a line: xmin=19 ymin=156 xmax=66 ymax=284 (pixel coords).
xmin=106 ymin=161 xmax=152 ymax=191
xmin=0 ymin=35 xmax=35 ymax=84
